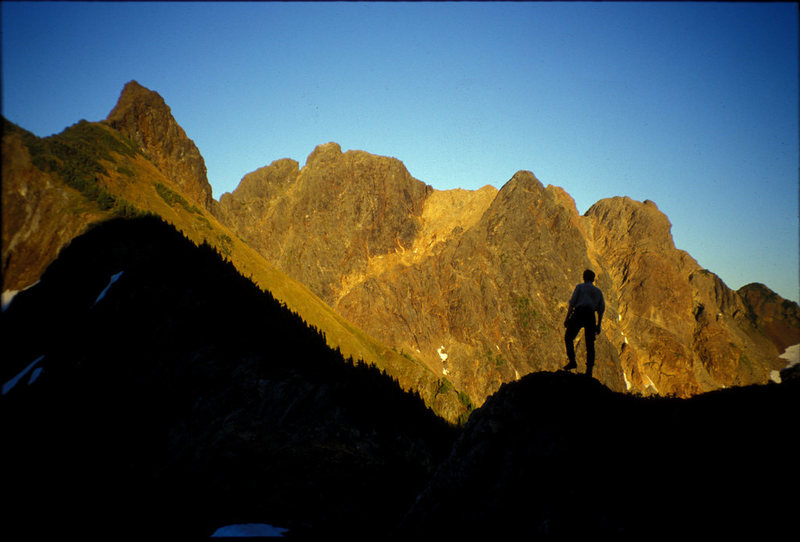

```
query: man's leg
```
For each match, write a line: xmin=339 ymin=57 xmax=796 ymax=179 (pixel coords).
xmin=564 ymin=321 xmax=579 ymax=370
xmin=584 ymin=323 xmax=596 ymax=377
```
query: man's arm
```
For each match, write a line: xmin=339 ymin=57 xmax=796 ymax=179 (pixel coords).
xmin=564 ymin=287 xmax=577 ymax=327
xmin=595 ymin=294 xmax=605 ymax=334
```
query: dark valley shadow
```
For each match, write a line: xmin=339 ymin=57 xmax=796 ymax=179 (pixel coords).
xmin=1 ymin=215 xmax=458 ymax=538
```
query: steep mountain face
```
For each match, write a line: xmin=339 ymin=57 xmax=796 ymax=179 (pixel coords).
xmin=3 ymin=80 xmax=797 ymax=414
xmin=584 ymin=197 xmax=791 ymax=396
xmin=106 ymin=80 xmax=213 ymax=210
xmin=218 ymin=149 xmax=798 ymax=405
xmin=216 ymin=142 xmax=433 ymax=304
xmin=738 ymin=282 xmax=800 ymax=353
xmin=398 ymin=371 xmax=800 ymax=538
xmin=2 ymin=90 xmax=470 ymax=424
xmin=2 ymin=216 xmax=458 ymax=538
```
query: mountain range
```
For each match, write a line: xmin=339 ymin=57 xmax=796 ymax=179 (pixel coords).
xmin=2 ymin=80 xmax=799 ymax=536
xmin=6 ymin=80 xmax=797 ymax=409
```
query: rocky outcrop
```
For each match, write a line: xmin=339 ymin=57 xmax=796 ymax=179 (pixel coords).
xmin=219 ymin=154 xmax=798 ymax=406
xmin=106 ymin=80 xmax=213 ymax=210
xmin=738 ymin=282 xmax=800 ymax=353
xmin=217 ymin=143 xmax=432 ymax=304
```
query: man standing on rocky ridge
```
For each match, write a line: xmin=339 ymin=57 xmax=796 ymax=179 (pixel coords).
xmin=563 ymin=269 xmax=605 ymax=377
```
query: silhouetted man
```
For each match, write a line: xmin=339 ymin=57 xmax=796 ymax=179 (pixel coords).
xmin=563 ymin=269 xmax=605 ymax=377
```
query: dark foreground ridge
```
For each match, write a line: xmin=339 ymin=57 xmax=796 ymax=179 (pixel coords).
xmin=1 ymin=215 xmax=457 ymax=538
xmin=2 ymin=216 xmax=798 ymax=538
xmin=400 ymin=370 xmax=800 ymax=538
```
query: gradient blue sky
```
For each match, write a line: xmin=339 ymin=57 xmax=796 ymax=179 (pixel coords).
xmin=2 ymin=2 xmax=798 ymax=302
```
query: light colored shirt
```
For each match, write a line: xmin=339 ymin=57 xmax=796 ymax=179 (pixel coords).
xmin=569 ymin=282 xmax=605 ymax=314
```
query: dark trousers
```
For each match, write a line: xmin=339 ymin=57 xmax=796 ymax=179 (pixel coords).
xmin=565 ymin=307 xmax=597 ymax=375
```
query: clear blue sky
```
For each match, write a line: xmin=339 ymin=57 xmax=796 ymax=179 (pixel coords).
xmin=2 ymin=2 xmax=798 ymax=302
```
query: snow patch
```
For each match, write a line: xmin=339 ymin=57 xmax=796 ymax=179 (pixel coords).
xmin=211 ymin=523 xmax=288 ymax=537
xmin=437 ymin=345 xmax=448 ymax=362
xmin=779 ymin=344 xmax=799 ymax=366
xmin=2 ymin=355 xmax=45 ymax=395
xmin=644 ymin=374 xmax=659 ymax=393
xmin=2 ymin=290 xmax=20 ymax=312
xmin=442 ymin=368 xmax=449 ymax=376
xmin=2 ymin=280 xmax=40 ymax=312
xmin=94 ymin=271 xmax=124 ymax=305
xmin=772 ymin=344 xmax=800 ymax=383
xmin=622 ymin=369 xmax=632 ymax=391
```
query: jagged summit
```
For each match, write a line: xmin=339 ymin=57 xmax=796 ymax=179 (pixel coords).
xmin=106 ymin=80 xmax=213 ymax=210
xmin=305 ymin=141 xmax=343 ymax=167
xmin=107 ymin=80 xmax=165 ymax=115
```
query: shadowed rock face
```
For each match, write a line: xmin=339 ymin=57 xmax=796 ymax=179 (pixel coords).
xmin=106 ymin=81 xmax=213 ymax=210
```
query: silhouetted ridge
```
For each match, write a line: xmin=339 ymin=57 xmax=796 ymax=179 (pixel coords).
xmin=400 ymin=370 xmax=800 ymax=538
xmin=1 ymin=215 xmax=457 ymax=538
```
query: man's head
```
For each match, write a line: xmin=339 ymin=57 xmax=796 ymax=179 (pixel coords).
xmin=583 ymin=269 xmax=596 ymax=283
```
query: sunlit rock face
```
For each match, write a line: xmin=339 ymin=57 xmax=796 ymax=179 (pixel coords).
xmin=106 ymin=80 xmax=213 ymax=210
xmin=218 ymin=152 xmax=797 ymax=406
xmin=1 ymin=122 xmax=107 ymax=292
xmin=3 ymin=80 xmax=797 ymax=410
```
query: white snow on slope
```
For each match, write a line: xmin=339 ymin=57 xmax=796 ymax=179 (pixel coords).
xmin=211 ymin=523 xmax=288 ymax=537
xmin=94 ymin=271 xmax=124 ymax=305
xmin=772 ymin=343 xmax=800 ymax=383
xmin=2 ymin=355 xmax=45 ymax=396
xmin=779 ymin=344 xmax=799 ymax=365
xmin=2 ymin=290 xmax=20 ymax=312
xmin=2 ymin=280 xmax=40 ymax=312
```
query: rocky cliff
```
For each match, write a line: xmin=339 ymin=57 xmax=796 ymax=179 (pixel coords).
xmin=106 ymin=80 xmax=213 ymax=210
xmin=2 ymin=85 xmax=470 ymax=424
xmin=216 ymin=142 xmax=432 ymax=303
xmin=3 ymin=81 xmax=797 ymax=413
xmin=218 ymin=148 xmax=799 ymax=406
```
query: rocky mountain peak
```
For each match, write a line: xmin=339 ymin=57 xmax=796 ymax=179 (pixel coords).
xmin=305 ymin=142 xmax=343 ymax=168
xmin=231 ymin=158 xmax=300 ymax=202
xmin=586 ymin=196 xmax=675 ymax=252
xmin=506 ymin=169 xmax=544 ymax=191
xmin=106 ymin=80 xmax=213 ymax=210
